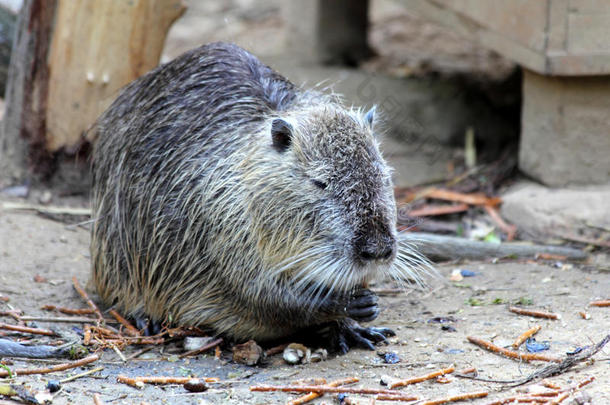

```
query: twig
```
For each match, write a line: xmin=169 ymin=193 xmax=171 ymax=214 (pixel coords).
xmin=117 ymin=375 xmax=220 ymax=387
xmin=110 ymin=343 xmax=127 ymax=362
xmin=264 ymin=343 xmax=288 ymax=357
xmin=59 ymin=366 xmax=104 ymax=383
xmin=401 ymin=232 xmax=587 ymax=261
xmin=556 ymin=232 xmax=610 ymax=248
xmin=408 ymin=203 xmax=469 ymax=217
xmin=467 ymin=336 xmax=561 ymax=363
xmin=485 ymin=377 xmax=594 ymax=405
xmin=251 ymin=384 xmax=417 ymax=397
xmin=484 ymin=205 xmax=516 ymax=241
xmin=578 ymin=311 xmax=591 ymax=320
xmin=421 ymin=189 xmax=501 ymax=207
xmin=93 ymin=393 xmax=104 ymax=405
xmin=0 ymin=354 xmax=99 ymax=377
xmin=126 ymin=347 xmax=154 ymax=361
xmin=108 ymin=310 xmax=140 ymax=337
xmin=588 ymin=300 xmax=610 ymax=307
xmin=19 ymin=316 xmax=115 ymax=324
xmin=42 ymin=305 xmax=94 ymax=315
xmin=374 ymin=393 xmax=419 ymax=402
xmin=0 ymin=202 xmax=91 ymax=216
xmin=288 ymin=377 xmax=359 ymax=405
xmin=0 ymin=322 xmax=57 ymax=336
xmin=420 ymin=391 xmax=488 ymax=405
xmin=389 ymin=366 xmax=455 ymax=389
xmin=71 ymin=277 xmax=104 ymax=322
xmin=508 ymin=307 xmax=559 ymax=320
xmin=179 ymin=337 xmax=222 ymax=358
xmin=0 ymin=311 xmax=23 ymax=321
xmin=512 ymin=325 xmax=542 ymax=348
xmin=100 ymin=337 xmax=164 ymax=346
xmin=459 ymin=336 xmax=608 ymax=386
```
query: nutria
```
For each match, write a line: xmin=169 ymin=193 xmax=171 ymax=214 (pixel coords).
xmin=89 ymin=42 xmax=430 ymax=353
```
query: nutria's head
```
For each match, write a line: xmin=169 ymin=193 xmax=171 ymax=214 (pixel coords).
xmin=248 ymin=104 xmax=426 ymax=299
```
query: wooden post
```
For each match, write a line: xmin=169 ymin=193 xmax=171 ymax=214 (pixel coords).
xmin=0 ymin=0 xmax=185 ymax=188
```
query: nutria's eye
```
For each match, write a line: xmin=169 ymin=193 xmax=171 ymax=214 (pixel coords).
xmin=312 ymin=179 xmax=327 ymax=190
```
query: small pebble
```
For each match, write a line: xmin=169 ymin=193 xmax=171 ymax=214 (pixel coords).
xmin=47 ymin=380 xmax=61 ymax=393
xmin=283 ymin=343 xmax=309 ymax=365
xmin=184 ymin=336 xmax=215 ymax=351
xmin=183 ymin=379 xmax=208 ymax=392
xmin=233 ymin=340 xmax=262 ymax=366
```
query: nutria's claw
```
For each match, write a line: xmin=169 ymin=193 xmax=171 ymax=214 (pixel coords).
xmin=346 ymin=288 xmax=380 ymax=322
xmin=132 ymin=315 xmax=162 ymax=336
xmin=333 ymin=318 xmax=395 ymax=354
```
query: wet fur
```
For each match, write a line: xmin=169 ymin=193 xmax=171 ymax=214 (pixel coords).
xmin=90 ymin=42 xmax=430 ymax=342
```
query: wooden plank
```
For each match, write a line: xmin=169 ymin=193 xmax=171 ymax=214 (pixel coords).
xmin=405 ymin=0 xmax=610 ymax=75
xmin=45 ymin=0 xmax=185 ymax=152
xmin=405 ymin=0 xmax=547 ymax=73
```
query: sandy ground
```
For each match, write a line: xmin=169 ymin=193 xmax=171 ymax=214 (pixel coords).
xmin=0 ymin=201 xmax=608 ymax=404
xmin=0 ymin=1 xmax=607 ymax=404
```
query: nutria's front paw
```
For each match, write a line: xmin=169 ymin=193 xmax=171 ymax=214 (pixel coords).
xmin=332 ymin=318 xmax=395 ymax=354
xmin=345 ymin=288 xmax=379 ymax=322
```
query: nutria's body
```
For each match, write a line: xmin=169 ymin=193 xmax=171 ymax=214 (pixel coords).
xmin=90 ymin=42 xmax=428 ymax=351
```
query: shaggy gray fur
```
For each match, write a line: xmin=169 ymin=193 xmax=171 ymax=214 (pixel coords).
xmin=90 ymin=42 xmax=430 ymax=344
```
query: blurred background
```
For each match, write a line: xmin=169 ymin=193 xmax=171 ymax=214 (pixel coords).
xmin=1 ymin=0 xmax=609 ymax=242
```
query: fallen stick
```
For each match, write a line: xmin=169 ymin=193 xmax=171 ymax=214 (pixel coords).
xmin=389 ymin=366 xmax=455 ymax=389
xmin=408 ymin=203 xmax=469 ymax=217
xmin=375 ymin=393 xmax=419 ymax=402
xmin=0 ymin=354 xmax=99 ymax=377
xmin=126 ymin=347 xmax=154 ymax=360
xmin=41 ymin=305 xmax=94 ymax=315
xmin=263 ymin=343 xmax=288 ymax=357
xmin=100 ymin=337 xmax=164 ymax=346
xmin=0 ymin=202 xmax=91 ymax=216
xmin=117 ymin=375 xmax=220 ymax=387
xmin=108 ymin=310 xmax=140 ymax=337
xmin=93 ymin=393 xmax=104 ymax=405
xmin=588 ymin=300 xmax=610 ymax=307
xmin=59 ymin=366 xmax=104 ymax=383
xmin=420 ymin=391 xmax=488 ymax=405
xmin=486 ymin=377 xmax=594 ymax=405
xmin=72 ymin=277 xmax=104 ymax=322
xmin=288 ymin=377 xmax=359 ymax=405
xmin=484 ymin=205 xmax=516 ymax=241
xmin=179 ymin=337 xmax=222 ymax=358
xmin=512 ymin=325 xmax=542 ymax=348
xmin=0 ymin=322 xmax=57 ymax=336
xmin=0 ymin=338 xmax=69 ymax=358
xmin=508 ymin=307 xmax=559 ymax=320
xmin=458 ymin=336 xmax=608 ymax=386
xmin=467 ymin=336 xmax=561 ymax=363
xmin=0 ymin=311 xmax=22 ymax=321
xmin=401 ymin=233 xmax=587 ymax=261
xmin=19 ymin=316 xmax=116 ymax=324
xmin=556 ymin=232 xmax=610 ymax=248
xmin=251 ymin=384 xmax=417 ymax=397
xmin=421 ymin=189 xmax=501 ymax=207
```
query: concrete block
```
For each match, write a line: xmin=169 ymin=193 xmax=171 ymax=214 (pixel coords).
xmin=501 ymin=181 xmax=610 ymax=237
xmin=267 ymin=56 xmax=517 ymax=187
xmin=283 ymin=0 xmax=370 ymax=65
xmin=520 ymin=70 xmax=610 ymax=186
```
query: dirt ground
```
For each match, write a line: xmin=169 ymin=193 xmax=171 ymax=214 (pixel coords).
xmin=0 ymin=198 xmax=608 ymax=404
xmin=0 ymin=1 xmax=608 ymax=404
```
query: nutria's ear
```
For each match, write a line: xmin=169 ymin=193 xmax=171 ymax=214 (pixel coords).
xmin=364 ymin=106 xmax=376 ymax=129
xmin=271 ymin=118 xmax=293 ymax=153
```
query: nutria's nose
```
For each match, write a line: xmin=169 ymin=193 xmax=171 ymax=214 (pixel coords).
xmin=355 ymin=235 xmax=396 ymax=262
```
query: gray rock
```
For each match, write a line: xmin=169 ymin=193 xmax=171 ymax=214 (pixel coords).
xmin=501 ymin=182 xmax=610 ymax=237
